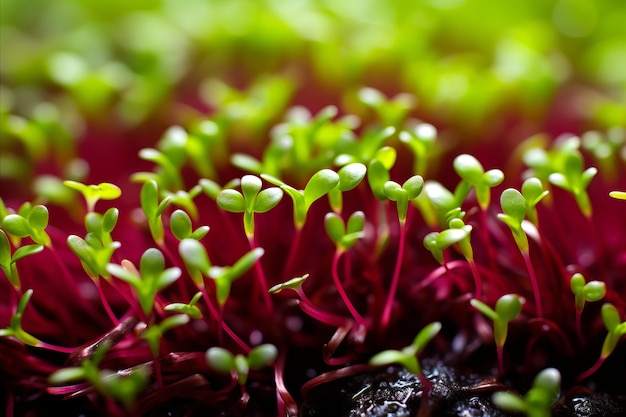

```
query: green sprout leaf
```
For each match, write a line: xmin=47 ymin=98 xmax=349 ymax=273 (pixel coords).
xmin=600 ymin=303 xmax=626 ymax=359
xmin=324 ymin=211 xmax=365 ymax=251
xmin=209 ymin=248 xmax=264 ymax=305
xmin=521 ymin=178 xmax=549 ymax=226
xmin=64 ymin=180 xmax=121 ymax=212
xmin=141 ymin=314 xmax=190 ymax=357
xmin=493 ymin=367 xmax=560 ymax=417
xmin=570 ymin=273 xmax=606 ymax=312
xmin=140 ymin=180 xmax=171 ymax=245
xmin=0 ymin=289 xmax=41 ymax=347
xmin=268 ymin=274 xmax=310 ymax=294
xmin=164 ymin=292 xmax=203 ymax=319
xmin=170 ymin=209 xmax=209 ymax=241
xmin=471 ymin=294 xmax=524 ymax=347
xmin=497 ymin=188 xmax=529 ymax=253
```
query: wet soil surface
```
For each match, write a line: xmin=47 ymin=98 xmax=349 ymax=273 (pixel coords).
xmin=300 ymin=361 xmax=626 ymax=417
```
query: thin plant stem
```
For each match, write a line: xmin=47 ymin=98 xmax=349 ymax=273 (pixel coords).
xmin=522 ymin=251 xmax=543 ymax=318
xmin=94 ymin=278 xmax=119 ymax=325
xmin=480 ymin=207 xmax=499 ymax=276
xmin=577 ymin=356 xmax=605 ymax=382
xmin=331 ymin=249 xmax=367 ymax=328
xmin=468 ymin=259 xmax=482 ymax=300
xmin=281 ymin=225 xmax=303 ymax=279
xmin=248 ymin=235 xmax=272 ymax=313
xmin=199 ymin=286 xmax=250 ymax=353
xmin=575 ymin=308 xmax=583 ymax=343
xmin=381 ymin=220 xmax=406 ymax=330
xmin=496 ymin=345 xmax=504 ymax=376
xmin=36 ymin=341 xmax=77 ymax=354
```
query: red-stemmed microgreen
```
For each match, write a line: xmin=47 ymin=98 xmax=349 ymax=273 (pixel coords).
xmin=366 ymin=146 xmax=396 ymax=202
xmin=399 ymin=122 xmax=437 ymax=177
xmin=1 ymin=289 xmax=75 ymax=353
xmin=521 ymin=177 xmax=549 ymax=228
xmin=139 ymin=180 xmax=172 ymax=246
xmin=324 ymin=211 xmax=368 ymax=328
xmin=498 ymin=188 xmax=543 ymax=318
xmin=327 ymin=162 xmax=367 ymax=213
xmin=369 ymin=321 xmax=441 ymax=412
xmin=49 ymin=340 xmax=148 ymax=411
xmin=164 ymin=291 xmax=203 ymax=319
xmin=423 ymin=210 xmax=482 ymax=297
xmin=206 ymin=343 xmax=278 ymax=406
xmin=1 ymin=203 xmax=51 ymax=247
xmin=356 ymin=86 xmax=415 ymax=128
xmin=216 ymin=175 xmax=282 ymax=311
xmin=106 ymin=248 xmax=181 ymax=319
xmin=334 ymin=126 xmax=396 ymax=167
xmin=169 ymin=209 xmax=210 ymax=241
xmin=380 ymin=175 xmax=424 ymax=330
xmin=133 ymin=143 xmax=184 ymax=191
xmin=577 ymin=303 xmax=626 ymax=382
xmin=569 ymin=272 xmax=606 ymax=342
xmin=548 ymin=149 xmax=597 ymax=218
xmin=470 ymin=294 xmax=525 ymax=375
xmin=140 ymin=314 xmax=190 ymax=387
xmin=0 ymin=228 xmax=43 ymax=291
xmin=453 ymin=154 xmax=504 ymax=211
xmin=162 ymin=184 xmax=203 ymax=221
xmin=64 ymin=180 xmax=121 ymax=213
xmin=492 ymin=367 xmax=560 ymax=417
xmin=178 ymin=238 xmax=249 ymax=351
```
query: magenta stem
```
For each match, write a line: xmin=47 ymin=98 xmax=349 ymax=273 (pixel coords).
xmin=496 ymin=345 xmax=504 ymax=376
xmin=381 ymin=220 xmax=406 ymax=330
xmin=575 ymin=308 xmax=583 ymax=343
xmin=577 ymin=356 xmax=605 ymax=382
xmin=468 ymin=259 xmax=482 ymax=300
xmin=331 ymin=250 xmax=367 ymax=327
xmin=282 ymin=226 xmax=303 ymax=279
xmin=249 ymin=236 xmax=273 ymax=313
xmin=95 ymin=279 xmax=119 ymax=325
xmin=199 ymin=286 xmax=250 ymax=353
xmin=522 ymin=251 xmax=543 ymax=318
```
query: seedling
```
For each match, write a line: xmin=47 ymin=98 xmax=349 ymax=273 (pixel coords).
xmin=492 ymin=367 xmax=561 ymax=417
xmin=169 ymin=209 xmax=210 ymax=241
xmin=165 ymin=292 xmax=203 ymax=319
xmin=64 ymin=181 xmax=121 ymax=213
xmin=326 ymin=163 xmax=367 ymax=213
xmin=0 ymin=228 xmax=43 ymax=291
xmin=548 ymin=150 xmax=597 ymax=218
xmin=1 ymin=203 xmax=51 ymax=247
xmin=577 ymin=303 xmax=626 ymax=381
xmin=141 ymin=314 xmax=190 ymax=387
xmin=0 ymin=289 xmax=74 ymax=353
xmin=521 ymin=177 xmax=549 ymax=227
xmin=324 ymin=211 xmax=367 ymax=327
xmin=452 ymin=154 xmax=504 ymax=211
xmin=369 ymin=321 xmax=441 ymax=412
xmin=106 ymin=248 xmax=182 ymax=318
xmin=206 ymin=343 xmax=278 ymax=389
xmin=49 ymin=341 xmax=148 ymax=409
xmin=139 ymin=180 xmax=172 ymax=245
xmin=470 ymin=294 xmax=525 ymax=375
xmin=569 ymin=273 xmax=606 ymax=341
xmin=380 ymin=175 xmax=424 ymax=329
xmin=498 ymin=188 xmax=543 ymax=317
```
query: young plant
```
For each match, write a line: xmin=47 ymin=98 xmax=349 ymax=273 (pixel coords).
xmin=106 ymin=248 xmax=182 ymax=319
xmin=0 ymin=228 xmax=43 ymax=291
xmin=139 ymin=180 xmax=172 ymax=246
xmin=141 ymin=314 xmax=190 ymax=387
xmin=470 ymin=294 xmax=525 ymax=375
xmin=64 ymin=181 xmax=122 ymax=213
xmin=0 ymin=289 xmax=74 ymax=353
xmin=169 ymin=209 xmax=210 ymax=241
xmin=492 ymin=367 xmax=561 ymax=417
xmin=380 ymin=175 xmax=424 ymax=329
xmin=577 ymin=303 xmax=626 ymax=381
xmin=1 ymin=203 xmax=51 ymax=247
xmin=164 ymin=291 xmax=203 ymax=319
xmin=326 ymin=162 xmax=367 ymax=213
xmin=324 ymin=211 xmax=367 ymax=328
xmin=497 ymin=188 xmax=543 ymax=317
xmin=569 ymin=272 xmax=606 ymax=341
xmin=521 ymin=177 xmax=549 ymax=227
xmin=369 ymin=321 xmax=442 ymax=412
xmin=399 ymin=122 xmax=437 ymax=177
xmin=548 ymin=150 xmax=597 ymax=218
xmin=49 ymin=340 xmax=148 ymax=410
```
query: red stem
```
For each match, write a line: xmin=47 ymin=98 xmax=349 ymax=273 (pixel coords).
xmin=577 ymin=356 xmax=605 ymax=382
xmin=381 ymin=220 xmax=406 ymax=330
xmin=199 ymin=286 xmax=250 ymax=353
xmin=522 ymin=251 xmax=543 ymax=318
xmin=95 ymin=278 xmax=119 ymax=325
xmin=331 ymin=250 xmax=367 ymax=327
xmin=249 ymin=236 xmax=273 ymax=314
xmin=281 ymin=225 xmax=303 ymax=279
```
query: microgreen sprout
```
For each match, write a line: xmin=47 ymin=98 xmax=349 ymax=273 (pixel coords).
xmin=453 ymin=154 xmax=504 ymax=211
xmin=570 ymin=273 xmax=606 ymax=342
xmin=498 ymin=188 xmax=543 ymax=317
xmin=169 ymin=209 xmax=210 ymax=241
xmin=141 ymin=314 xmax=190 ymax=387
xmin=0 ymin=228 xmax=43 ymax=290
xmin=327 ymin=163 xmax=367 ymax=213
xmin=139 ymin=180 xmax=172 ymax=245
xmin=206 ymin=343 xmax=278 ymax=389
xmin=380 ymin=175 xmax=424 ymax=329
xmin=470 ymin=294 xmax=525 ymax=375
xmin=216 ymin=175 xmax=283 ymax=240
xmin=547 ymin=149 xmax=597 ymax=218
xmin=1 ymin=203 xmax=51 ymax=247
xmin=492 ymin=367 xmax=560 ymax=417
xmin=0 ymin=289 xmax=74 ymax=353
xmin=399 ymin=122 xmax=437 ymax=176
xmin=106 ymin=248 xmax=181 ymax=318
xmin=577 ymin=303 xmax=626 ymax=382
xmin=521 ymin=177 xmax=549 ymax=227
xmin=64 ymin=181 xmax=121 ymax=213
xmin=164 ymin=291 xmax=203 ymax=319
xmin=369 ymin=321 xmax=441 ymax=409
xmin=324 ymin=211 xmax=367 ymax=327
xmin=49 ymin=340 xmax=148 ymax=410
